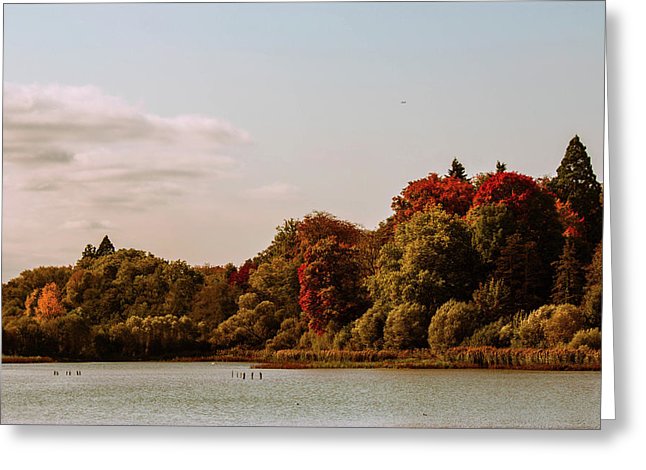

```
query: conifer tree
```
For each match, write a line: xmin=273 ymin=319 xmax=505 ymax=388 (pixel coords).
xmin=551 ymin=239 xmax=584 ymax=305
xmin=448 ymin=157 xmax=467 ymax=180
xmin=549 ymin=135 xmax=602 ymax=259
xmin=96 ymin=235 xmax=115 ymax=257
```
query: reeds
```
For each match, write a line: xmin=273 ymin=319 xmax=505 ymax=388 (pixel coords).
xmin=441 ymin=346 xmax=600 ymax=370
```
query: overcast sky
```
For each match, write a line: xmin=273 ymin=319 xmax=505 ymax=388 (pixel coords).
xmin=2 ymin=1 xmax=605 ymax=282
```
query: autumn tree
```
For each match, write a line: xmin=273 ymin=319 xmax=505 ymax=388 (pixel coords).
xmin=297 ymin=211 xmax=363 ymax=249
xmin=36 ymin=282 xmax=65 ymax=320
xmin=298 ymin=236 xmax=368 ymax=334
xmin=391 ymin=173 xmax=475 ymax=222
xmin=468 ymin=171 xmax=564 ymax=310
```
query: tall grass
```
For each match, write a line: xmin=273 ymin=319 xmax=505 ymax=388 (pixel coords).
xmin=441 ymin=346 xmax=600 ymax=370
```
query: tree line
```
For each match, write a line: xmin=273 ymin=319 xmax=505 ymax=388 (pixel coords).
xmin=1 ymin=135 xmax=602 ymax=360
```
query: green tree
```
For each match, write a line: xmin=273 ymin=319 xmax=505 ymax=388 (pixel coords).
xmin=383 ymin=302 xmax=428 ymax=350
xmin=448 ymin=157 xmax=467 ymax=180
xmin=96 ymin=235 xmax=116 ymax=257
xmin=427 ymin=300 xmax=479 ymax=351
xmin=371 ymin=206 xmax=481 ymax=313
xmin=551 ymin=239 xmax=585 ymax=305
xmin=580 ymin=243 xmax=603 ymax=329
xmin=351 ymin=302 xmax=389 ymax=349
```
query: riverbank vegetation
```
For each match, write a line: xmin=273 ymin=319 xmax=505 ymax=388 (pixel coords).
xmin=2 ymin=136 xmax=603 ymax=370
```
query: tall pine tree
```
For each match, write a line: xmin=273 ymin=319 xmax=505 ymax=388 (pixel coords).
xmin=549 ymin=135 xmax=602 ymax=261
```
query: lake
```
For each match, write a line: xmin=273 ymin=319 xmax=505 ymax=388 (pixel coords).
xmin=0 ymin=362 xmax=600 ymax=428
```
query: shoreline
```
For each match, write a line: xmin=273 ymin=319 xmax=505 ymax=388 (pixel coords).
xmin=2 ymin=346 xmax=601 ymax=371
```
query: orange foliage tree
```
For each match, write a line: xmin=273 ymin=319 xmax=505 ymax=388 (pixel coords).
xmin=36 ymin=282 xmax=65 ymax=320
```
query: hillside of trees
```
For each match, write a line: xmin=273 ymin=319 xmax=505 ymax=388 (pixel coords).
xmin=2 ymin=136 xmax=603 ymax=362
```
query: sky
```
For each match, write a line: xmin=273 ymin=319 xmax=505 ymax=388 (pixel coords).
xmin=1 ymin=1 xmax=606 ymax=282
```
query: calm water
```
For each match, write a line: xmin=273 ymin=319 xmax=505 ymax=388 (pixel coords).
xmin=0 ymin=362 xmax=600 ymax=428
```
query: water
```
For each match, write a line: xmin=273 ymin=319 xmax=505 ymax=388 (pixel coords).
xmin=1 ymin=362 xmax=600 ymax=428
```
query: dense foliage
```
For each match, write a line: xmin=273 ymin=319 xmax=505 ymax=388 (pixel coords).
xmin=2 ymin=136 xmax=604 ymax=360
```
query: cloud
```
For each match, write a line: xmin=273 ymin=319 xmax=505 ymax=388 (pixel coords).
xmin=244 ymin=182 xmax=300 ymax=201
xmin=3 ymin=83 xmax=250 ymax=205
xmin=62 ymin=220 xmax=113 ymax=231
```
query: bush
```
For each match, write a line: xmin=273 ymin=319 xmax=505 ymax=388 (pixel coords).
xmin=463 ymin=318 xmax=511 ymax=348
xmin=581 ymin=283 xmax=602 ymax=329
xmin=351 ymin=303 xmax=388 ymax=349
xmin=569 ymin=328 xmax=601 ymax=350
xmin=428 ymin=300 xmax=479 ymax=351
xmin=515 ymin=305 xmax=557 ymax=348
xmin=543 ymin=304 xmax=584 ymax=347
xmin=383 ymin=303 xmax=429 ymax=350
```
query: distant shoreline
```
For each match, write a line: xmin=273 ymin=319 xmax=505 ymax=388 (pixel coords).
xmin=2 ymin=347 xmax=601 ymax=371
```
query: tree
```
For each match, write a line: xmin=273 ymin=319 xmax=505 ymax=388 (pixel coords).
xmin=36 ymin=282 xmax=65 ymax=320
xmin=255 ymin=219 xmax=301 ymax=263
xmin=542 ymin=304 xmax=585 ymax=347
xmin=383 ymin=302 xmax=428 ymax=350
xmin=82 ymin=244 xmax=97 ymax=259
xmin=551 ymin=239 xmax=585 ymax=305
xmin=471 ymin=277 xmax=513 ymax=325
xmin=391 ymin=173 xmax=475 ymax=221
xmin=371 ymin=206 xmax=481 ymax=313
xmin=351 ymin=302 xmax=389 ymax=349
xmin=580 ymin=243 xmax=602 ymax=328
xmin=298 ymin=236 xmax=368 ymax=334
xmin=494 ymin=234 xmax=548 ymax=312
xmin=496 ymin=161 xmax=507 ymax=173
xmin=96 ymin=235 xmax=116 ymax=257
xmin=448 ymin=157 xmax=467 ymax=180
xmin=468 ymin=171 xmax=564 ymax=309
xmin=427 ymin=299 xmax=479 ymax=350
xmin=548 ymin=135 xmax=603 ymax=260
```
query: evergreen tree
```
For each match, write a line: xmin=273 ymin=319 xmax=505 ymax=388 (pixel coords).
xmin=549 ymin=135 xmax=602 ymax=260
xmin=551 ymin=239 xmax=584 ymax=305
xmin=81 ymin=244 xmax=97 ymax=259
xmin=96 ymin=235 xmax=115 ymax=257
xmin=448 ymin=157 xmax=467 ymax=180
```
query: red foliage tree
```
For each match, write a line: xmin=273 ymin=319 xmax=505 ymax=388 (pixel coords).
xmin=555 ymin=199 xmax=585 ymax=239
xmin=391 ymin=173 xmax=475 ymax=222
xmin=297 ymin=211 xmax=363 ymax=250
xmin=297 ymin=236 xmax=368 ymax=334
xmin=228 ymin=259 xmax=256 ymax=289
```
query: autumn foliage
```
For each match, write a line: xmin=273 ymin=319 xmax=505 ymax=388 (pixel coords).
xmin=2 ymin=137 xmax=604 ymax=362
xmin=35 ymin=282 xmax=65 ymax=320
xmin=391 ymin=173 xmax=475 ymax=222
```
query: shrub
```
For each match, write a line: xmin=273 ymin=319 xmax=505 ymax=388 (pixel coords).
xmin=569 ymin=328 xmax=601 ymax=350
xmin=515 ymin=305 xmax=557 ymax=348
xmin=383 ymin=303 xmax=429 ymax=350
xmin=543 ymin=304 xmax=585 ymax=347
xmin=428 ymin=300 xmax=479 ymax=351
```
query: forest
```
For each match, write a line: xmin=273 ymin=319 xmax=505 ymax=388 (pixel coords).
xmin=1 ymin=136 xmax=603 ymax=367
